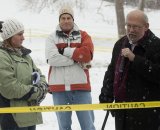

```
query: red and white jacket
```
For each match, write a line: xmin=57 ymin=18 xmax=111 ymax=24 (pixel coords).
xmin=45 ymin=24 xmax=94 ymax=92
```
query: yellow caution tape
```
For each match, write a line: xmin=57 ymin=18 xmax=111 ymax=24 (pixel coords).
xmin=0 ymin=101 xmax=160 ymax=113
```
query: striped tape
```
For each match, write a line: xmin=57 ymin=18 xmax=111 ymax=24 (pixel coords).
xmin=0 ymin=101 xmax=160 ymax=113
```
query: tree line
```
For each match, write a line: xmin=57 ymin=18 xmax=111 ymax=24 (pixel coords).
xmin=20 ymin=0 xmax=158 ymax=38
xmin=104 ymin=0 xmax=160 ymax=9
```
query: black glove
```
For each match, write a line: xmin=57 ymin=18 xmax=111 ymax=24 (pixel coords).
xmin=28 ymin=83 xmax=48 ymax=105
xmin=36 ymin=83 xmax=48 ymax=104
xmin=99 ymin=92 xmax=113 ymax=103
xmin=99 ymin=93 xmax=115 ymax=117
xmin=99 ymin=90 xmax=115 ymax=117
xmin=58 ymin=48 xmax=65 ymax=55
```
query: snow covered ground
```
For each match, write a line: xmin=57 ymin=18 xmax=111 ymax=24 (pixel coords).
xmin=0 ymin=0 xmax=160 ymax=129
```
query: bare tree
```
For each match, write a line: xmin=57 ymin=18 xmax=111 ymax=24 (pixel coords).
xmin=20 ymin=0 xmax=55 ymax=13
xmin=115 ymin=0 xmax=125 ymax=38
xmin=97 ymin=0 xmax=107 ymax=22
xmin=20 ymin=0 xmax=86 ymax=13
xmin=75 ymin=0 xmax=85 ymax=11
xmin=138 ymin=0 xmax=145 ymax=11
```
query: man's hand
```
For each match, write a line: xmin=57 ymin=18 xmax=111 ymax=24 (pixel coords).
xmin=79 ymin=62 xmax=92 ymax=69
xmin=58 ymin=48 xmax=65 ymax=55
xmin=121 ymin=48 xmax=135 ymax=61
xmin=99 ymin=91 xmax=115 ymax=117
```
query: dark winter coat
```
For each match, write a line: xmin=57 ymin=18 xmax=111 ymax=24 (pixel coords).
xmin=100 ymin=30 xmax=160 ymax=130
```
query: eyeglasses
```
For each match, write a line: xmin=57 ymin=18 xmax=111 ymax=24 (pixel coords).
xmin=125 ymin=24 xmax=144 ymax=30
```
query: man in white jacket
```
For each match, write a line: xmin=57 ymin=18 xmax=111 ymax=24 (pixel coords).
xmin=45 ymin=4 xmax=95 ymax=130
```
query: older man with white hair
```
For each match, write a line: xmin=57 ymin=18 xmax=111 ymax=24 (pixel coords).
xmin=99 ymin=9 xmax=160 ymax=130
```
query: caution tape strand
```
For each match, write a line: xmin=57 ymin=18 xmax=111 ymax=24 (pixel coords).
xmin=0 ymin=101 xmax=160 ymax=113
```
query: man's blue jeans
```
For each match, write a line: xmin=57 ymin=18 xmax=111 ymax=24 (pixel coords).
xmin=52 ymin=91 xmax=96 ymax=130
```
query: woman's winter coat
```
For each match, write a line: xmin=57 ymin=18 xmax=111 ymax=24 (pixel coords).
xmin=0 ymin=45 xmax=46 ymax=127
